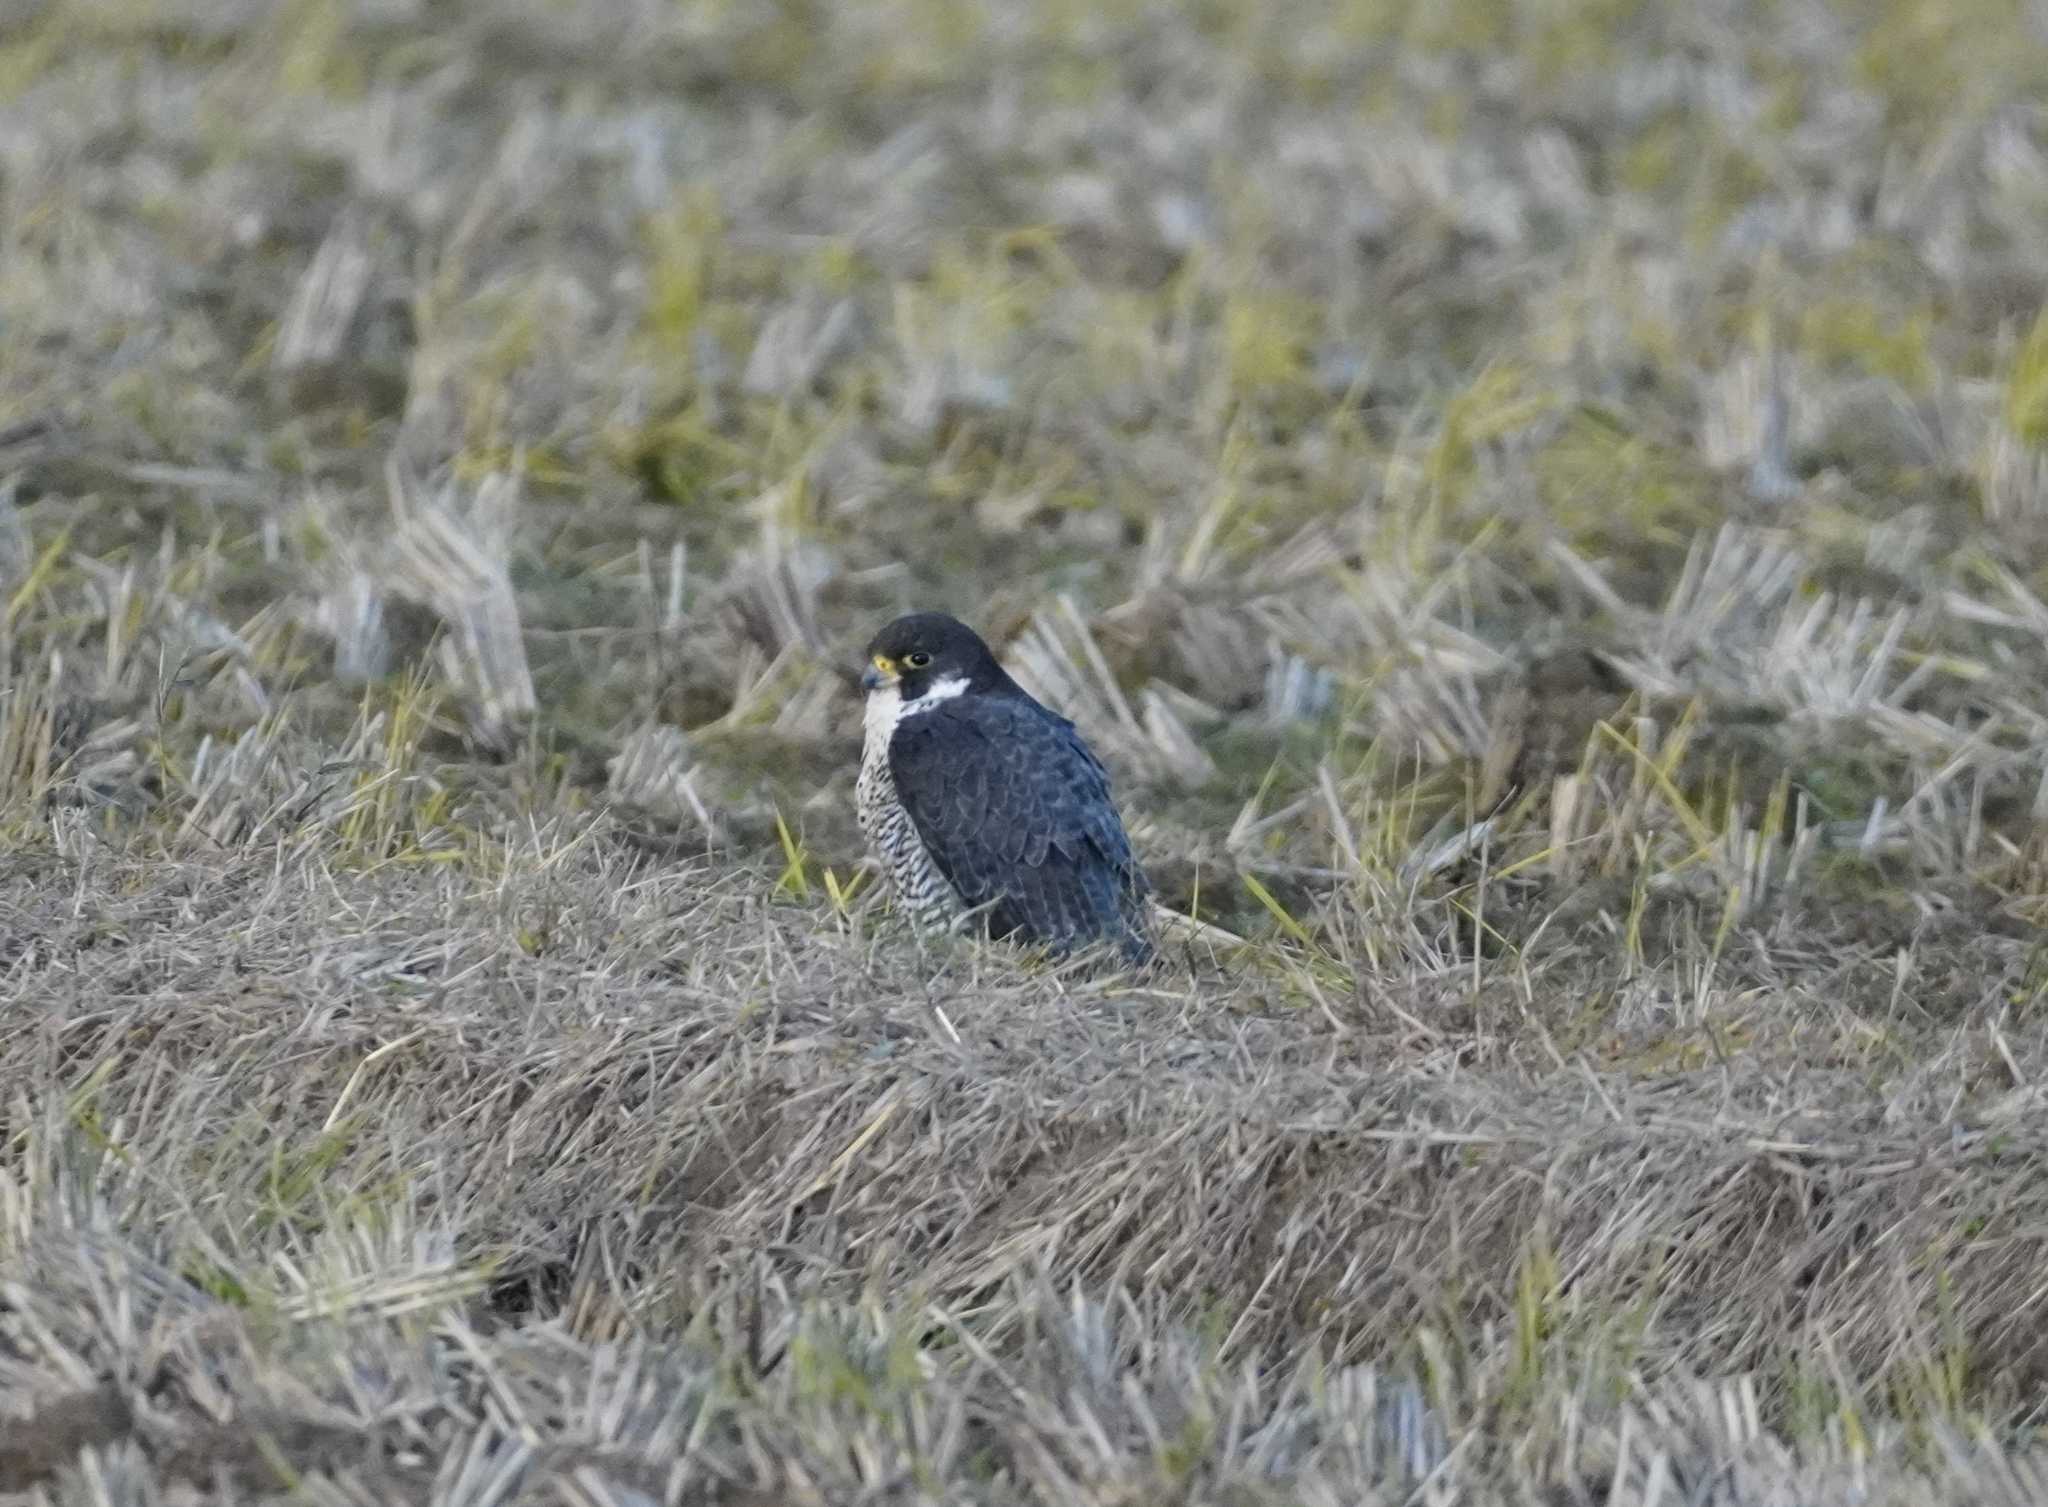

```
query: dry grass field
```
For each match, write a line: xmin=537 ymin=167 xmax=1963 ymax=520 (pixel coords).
xmin=5 ymin=0 xmax=2048 ymax=1500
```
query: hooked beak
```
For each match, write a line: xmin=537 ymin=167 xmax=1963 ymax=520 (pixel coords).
xmin=860 ymin=656 xmax=897 ymax=693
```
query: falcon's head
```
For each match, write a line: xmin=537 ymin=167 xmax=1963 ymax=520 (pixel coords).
xmin=860 ymin=612 xmax=1013 ymax=702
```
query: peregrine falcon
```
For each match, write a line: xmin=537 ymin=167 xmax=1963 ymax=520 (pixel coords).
xmin=856 ymin=612 xmax=1154 ymax=964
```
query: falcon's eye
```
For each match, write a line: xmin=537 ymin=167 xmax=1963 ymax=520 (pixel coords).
xmin=904 ymin=651 xmax=931 ymax=668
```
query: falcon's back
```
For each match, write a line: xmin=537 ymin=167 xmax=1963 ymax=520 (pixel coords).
xmin=886 ymin=691 xmax=1153 ymax=964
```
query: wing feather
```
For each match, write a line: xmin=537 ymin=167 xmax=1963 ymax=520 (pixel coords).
xmin=889 ymin=695 xmax=1151 ymax=959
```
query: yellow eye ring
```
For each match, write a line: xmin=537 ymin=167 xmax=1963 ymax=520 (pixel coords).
xmin=905 ymin=652 xmax=931 ymax=668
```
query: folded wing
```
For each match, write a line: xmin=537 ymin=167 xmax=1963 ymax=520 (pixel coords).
xmin=888 ymin=696 xmax=1151 ymax=959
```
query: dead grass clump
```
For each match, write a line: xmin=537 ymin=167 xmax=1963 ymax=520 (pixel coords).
xmin=0 ymin=831 xmax=2042 ymax=1500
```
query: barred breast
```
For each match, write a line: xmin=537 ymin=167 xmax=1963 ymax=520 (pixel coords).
xmin=858 ymin=687 xmax=965 ymax=929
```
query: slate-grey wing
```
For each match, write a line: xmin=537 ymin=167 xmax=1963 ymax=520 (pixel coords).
xmin=888 ymin=697 xmax=1152 ymax=960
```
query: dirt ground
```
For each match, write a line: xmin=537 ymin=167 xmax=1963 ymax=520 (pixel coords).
xmin=3 ymin=0 xmax=2048 ymax=1501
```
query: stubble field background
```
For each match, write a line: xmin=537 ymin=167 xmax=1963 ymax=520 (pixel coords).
xmin=3 ymin=0 xmax=2048 ymax=1501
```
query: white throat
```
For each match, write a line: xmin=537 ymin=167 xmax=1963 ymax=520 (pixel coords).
xmin=862 ymin=673 xmax=970 ymax=751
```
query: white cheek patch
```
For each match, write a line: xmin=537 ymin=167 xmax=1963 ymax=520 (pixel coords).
xmin=864 ymin=672 xmax=969 ymax=750
xmin=899 ymin=673 xmax=969 ymax=718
